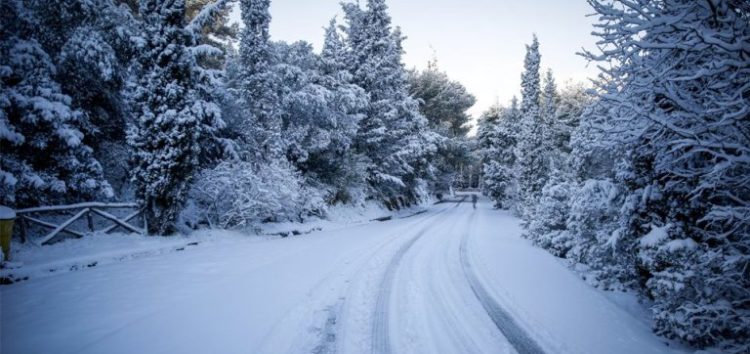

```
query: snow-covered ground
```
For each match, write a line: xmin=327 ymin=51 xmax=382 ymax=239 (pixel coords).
xmin=1 ymin=197 xmax=687 ymax=354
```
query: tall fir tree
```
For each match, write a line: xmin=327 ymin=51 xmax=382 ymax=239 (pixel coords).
xmin=320 ymin=19 xmax=348 ymax=76
xmin=128 ymin=0 xmax=225 ymax=234
xmin=519 ymin=36 xmax=541 ymax=117
xmin=343 ymin=0 xmax=436 ymax=207
xmin=309 ymin=19 xmax=369 ymax=204
xmin=516 ymin=35 xmax=548 ymax=218
xmin=541 ymin=69 xmax=558 ymax=124
xmin=540 ymin=68 xmax=558 ymax=163
xmin=238 ymin=0 xmax=282 ymax=159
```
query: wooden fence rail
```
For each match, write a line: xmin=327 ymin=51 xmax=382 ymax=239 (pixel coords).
xmin=15 ymin=202 xmax=145 ymax=245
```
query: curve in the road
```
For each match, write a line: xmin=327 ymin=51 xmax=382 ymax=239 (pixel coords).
xmin=371 ymin=197 xmax=466 ymax=354
xmin=459 ymin=212 xmax=547 ymax=354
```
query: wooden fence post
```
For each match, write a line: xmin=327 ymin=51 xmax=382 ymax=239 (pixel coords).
xmin=86 ymin=210 xmax=94 ymax=233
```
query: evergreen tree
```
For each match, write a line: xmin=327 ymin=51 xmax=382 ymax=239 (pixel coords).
xmin=519 ymin=36 xmax=541 ymax=117
xmin=525 ymin=83 xmax=592 ymax=251
xmin=552 ymin=84 xmax=589 ymax=161
xmin=308 ymin=19 xmax=370 ymax=204
xmin=408 ymin=58 xmax=476 ymax=193
xmin=272 ymin=37 xmax=368 ymax=206
xmin=0 ymin=0 xmax=112 ymax=207
xmin=480 ymin=99 xmax=521 ymax=209
xmin=343 ymin=0 xmax=437 ymax=207
xmin=540 ymin=68 xmax=559 ymax=167
xmin=128 ymin=0 xmax=225 ymax=235
xmin=565 ymin=178 xmax=624 ymax=284
xmin=516 ymin=35 xmax=548 ymax=217
xmin=238 ymin=0 xmax=282 ymax=159
xmin=527 ymin=169 xmax=573 ymax=256
xmin=578 ymin=1 xmax=750 ymax=350
xmin=408 ymin=58 xmax=476 ymax=138
xmin=541 ymin=69 xmax=558 ymax=125
xmin=21 ymin=0 xmax=140 ymax=198
xmin=320 ymin=19 xmax=351 ymax=78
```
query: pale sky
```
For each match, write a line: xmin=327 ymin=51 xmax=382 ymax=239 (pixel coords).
xmin=229 ymin=0 xmax=599 ymax=125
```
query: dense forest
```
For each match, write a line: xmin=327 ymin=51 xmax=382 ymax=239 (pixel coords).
xmin=1 ymin=0 xmax=748 ymax=352
xmin=0 ymin=0 xmax=476 ymax=233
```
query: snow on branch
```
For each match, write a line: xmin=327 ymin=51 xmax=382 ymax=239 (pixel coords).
xmin=186 ymin=0 xmax=235 ymax=37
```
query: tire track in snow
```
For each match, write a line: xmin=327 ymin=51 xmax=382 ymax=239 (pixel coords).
xmin=305 ymin=206 xmax=450 ymax=354
xmin=459 ymin=212 xmax=547 ymax=354
xmin=261 ymin=203 xmax=460 ymax=354
xmin=423 ymin=206 xmax=489 ymax=354
xmin=263 ymin=202 xmax=460 ymax=354
xmin=371 ymin=197 xmax=465 ymax=354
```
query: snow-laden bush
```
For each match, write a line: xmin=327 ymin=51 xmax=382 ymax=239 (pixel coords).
xmin=527 ymin=174 xmax=573 ymax=257
xmin=188 ymin=160 xmax=324 ymax=230
xmin=565 ymin=179 xmax=624 ymax=288
xmin=482 ymin=160 xmax=514 ymax=209
xmin=638 ymin=222 xmax=750 ymax=351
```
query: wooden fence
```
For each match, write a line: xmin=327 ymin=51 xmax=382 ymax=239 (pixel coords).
xmin=15 ymin=202 xmax=145 ymax=245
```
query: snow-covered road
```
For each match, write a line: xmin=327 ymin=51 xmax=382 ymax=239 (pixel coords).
xmin=1 ymin=197 xmax=682 ymax=354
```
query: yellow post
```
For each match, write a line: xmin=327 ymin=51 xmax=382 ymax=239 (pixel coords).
xmin=0 ymin=206 xmax=16 ymax=262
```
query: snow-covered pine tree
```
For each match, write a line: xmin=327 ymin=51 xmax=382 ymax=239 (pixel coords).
xmin=408 ymin=58 xmax=475 ymax=194
xmin=128 ymin=0 xmax=226 ymax=235
xmin=525 ymin=68 xmax=562 ymax=234
xmin=271 ymin=36 xmax=368 ymax=207
xmin=479 ymin=99 xmax=521 ymax=209
xmin=19 ymin=0 xmax=140 ymax=198
xmin=0 ymin=0 xmax=112 ymax=207
xmin=565 ymin=177 xmax=624 ymax=285
xmin=561 ymin=88 xmax=628 ymax=283
xmin=516 ymin=35 xmax=548 ymax=218
xmin=408 ymin=58 xmax=476 ymax=138
xmin=343 ymin=0 xmax=437 ymax=207
xmin=189 ymin=4 xmax=371 ymax=228
xmin=583 ymin=1 xmax=750 ymax=351
xmin=320 ymin=19 xmax=351 ymax=79
xmin=477 ymin=106 xmax=500 ymax=160
xmin=525 ymin=82 xmax=592 ymax=251
xmin=237 ymin=0 xmax=283 ymax=159
xmin=551 ymin=84 xmax=589 ymax=162
xmin=305 ymin=19 xmax=369 ymax=204
xmin=568 ymin=86 xmax=621 ymax=184
xmin=477 ymin=105 xmax=502 ymax=195
xmin=541 ymin=69 xmax=558 ymax=127
xmin=56 ymin=28 xmax=130 ymax=192
xmin=540 ymin=69 xmax=559 ymax=165
xmin=527 ymin=168 xmax=573 ymax=256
